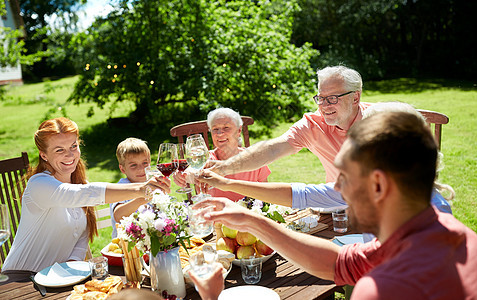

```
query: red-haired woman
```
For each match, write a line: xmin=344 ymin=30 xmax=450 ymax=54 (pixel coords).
xmin=1 ymin=117 xmax=170 ymax=275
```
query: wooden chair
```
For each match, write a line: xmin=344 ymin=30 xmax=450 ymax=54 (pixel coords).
xmin=417 ymin=109 xmax=449 ymax=150
xmin=0 ymin=152 xmax=30 ymax=267
xmin=170 ymin=116 xmax=254 ymax=149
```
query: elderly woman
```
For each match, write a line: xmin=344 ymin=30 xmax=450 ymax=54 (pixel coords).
xmin=175 ymin=108 xmax=270 ymax=202
xmin=1 ymin=117 xmax=170 ymax=275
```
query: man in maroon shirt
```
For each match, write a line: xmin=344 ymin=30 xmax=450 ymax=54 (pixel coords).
xmin=194 ymin=111 xmax=477 ymax=300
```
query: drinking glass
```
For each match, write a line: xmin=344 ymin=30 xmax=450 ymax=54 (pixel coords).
xmin=157 ymin=143 xmax=179 ymax=178
xmin=240 ymin=255 xmax=262 ymax=284
xmin=188 ymin=204 xmax=214 ymax=237
xmin=89 ymin=256 xmax=109 ymax=280
xmin=185 ymin=134 xmax=210 ymax=201
xmin=175 ymin=143 xmax=193 ymax=194
xmin=144 ymin=165 xmax=162 ymax=200
xmin=189 ymin=247 xmax=218 ymax=278
xmin=332 ymin=209 xmax=348 ymax=233
xmin=0 ymin=204 xmax=10 ymax=282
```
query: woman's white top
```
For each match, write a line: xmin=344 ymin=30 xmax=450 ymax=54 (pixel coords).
xmin=2 ymin=171 xmax=107 ymax=272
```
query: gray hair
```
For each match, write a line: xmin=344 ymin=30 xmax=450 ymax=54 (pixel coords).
xmin=207 ymin=107 xmax=243 ymax=129
xmin=317 ymin=66 xmax=363 ymax=93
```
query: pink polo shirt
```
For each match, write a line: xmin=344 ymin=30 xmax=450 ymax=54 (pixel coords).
xmin=282 ymin=103 xmax=371 ymax=182
xmin=334 ymin=206 xmax=477 ymax=299
xmin=208 ymin=149 xmax=271 ymax=202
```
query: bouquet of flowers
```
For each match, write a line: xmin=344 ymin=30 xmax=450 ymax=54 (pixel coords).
xmin=117 ymin=193 xmax=191 ymax=257
xmin=237 ymin=196 xmax=291 ymax=223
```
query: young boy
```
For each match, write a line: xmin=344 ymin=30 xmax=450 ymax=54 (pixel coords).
xmin=110 ymin=138 xmax=152 ymax=238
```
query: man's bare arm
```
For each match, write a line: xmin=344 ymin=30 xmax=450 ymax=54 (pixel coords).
xmin=198 ymin=170 xmax=293 ymax=207
xmin=210 ymin=136 xmax=296 ymax=176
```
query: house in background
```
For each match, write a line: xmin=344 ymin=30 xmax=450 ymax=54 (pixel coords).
xmin=1 ymin=0 xmax=24 ymax=85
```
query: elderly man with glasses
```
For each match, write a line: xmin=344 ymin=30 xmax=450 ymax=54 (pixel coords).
xmin=204 ymin=66 xmax=451 ymax=219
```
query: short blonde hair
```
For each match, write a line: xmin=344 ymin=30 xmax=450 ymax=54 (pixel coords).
xmin=116 ymin=138 xmax=150 ymax=165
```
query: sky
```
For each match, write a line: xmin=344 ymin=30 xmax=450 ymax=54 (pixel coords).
xmin=77 ymin=0 xmax=115 ymax=29
xmin=46 ymin=0 xmax=116 ymax=31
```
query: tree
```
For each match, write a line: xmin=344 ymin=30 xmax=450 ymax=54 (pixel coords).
xmin=292 ymin=0 xmax=477 ymax=80
xmin=19 ymin=0 xmax=85 ymax=79
xmin=69 ymin=0 xmax=319 ymax=131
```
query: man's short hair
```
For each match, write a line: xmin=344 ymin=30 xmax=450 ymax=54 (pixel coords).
xmin=347 ymin=112 xmax=437 ymax=201
xmin=317 ymin=66 xmax=363 ymax=93
xmin=116 ymin=138 xmax=150 ymax=165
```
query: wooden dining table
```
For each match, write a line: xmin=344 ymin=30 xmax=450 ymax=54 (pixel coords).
xmin=0 ymin=210 xmax=357 ymax=300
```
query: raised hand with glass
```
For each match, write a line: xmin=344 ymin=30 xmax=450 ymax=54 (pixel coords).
xmin=185 ymin=134 xmax=210 ymax=201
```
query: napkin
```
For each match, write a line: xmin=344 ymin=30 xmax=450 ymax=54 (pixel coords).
xmin=46 ymin=262 xmax=89 ymax=282
xmin=47 ymin=263 xmax=75 ymax=281
xmin=334 ymin=234 xmax=364 ymax=246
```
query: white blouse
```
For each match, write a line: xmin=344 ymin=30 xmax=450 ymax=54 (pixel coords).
xmin=2 ymin=172 xmax=107 ymax=272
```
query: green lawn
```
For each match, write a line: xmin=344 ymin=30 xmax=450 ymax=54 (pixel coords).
xmin=1 ymin=76 xmax=476 ymax=257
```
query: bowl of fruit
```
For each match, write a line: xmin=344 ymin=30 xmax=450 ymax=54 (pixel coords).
xmin=101 ymin=237 xmax=124 ymax=266
xmin=217 ymin=225 xmax=276 ymax=266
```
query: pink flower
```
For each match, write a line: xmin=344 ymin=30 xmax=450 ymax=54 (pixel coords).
xmin=126 ymin=223 xmax=145 ymax=239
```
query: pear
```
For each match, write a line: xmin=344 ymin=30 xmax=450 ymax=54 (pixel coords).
xmin=216 ymin=237 xmax=237 ymax=254
xmin=255 ymin=239 xmax=274 ymax=256
xmin=236 ymin=245 xmax=256 ymax=259
xmin=236 ymin=231 xmax=257 ymax=246
xmin=222 ymin=224 xmax=238 ymax=239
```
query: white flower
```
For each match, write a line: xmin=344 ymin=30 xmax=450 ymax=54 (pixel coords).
xmin=236 ymin=199 xmax=248 ymax=208
xmin=250 ymin=206 xmax=263 ymax=215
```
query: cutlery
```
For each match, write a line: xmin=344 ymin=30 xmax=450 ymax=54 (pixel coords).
xmin=30 ymin=275 xmax=46 ymax=297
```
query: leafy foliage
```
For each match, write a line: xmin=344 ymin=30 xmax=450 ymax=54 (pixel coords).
xmin=18 ymin=0 xmax=84 ymax=79
xmin=0 ymin=2 xmax=49 ymax=69
xmin=68 ymin=0 xmax=319 ymax=131
xmin=292 ymin=0 xmax=477 ymax=80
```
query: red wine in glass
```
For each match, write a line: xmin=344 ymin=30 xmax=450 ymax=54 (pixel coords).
xmin=157 ymin=162 xmax=178 ymax=177
xmin=175 ymin=159 xmax=189 ymax=172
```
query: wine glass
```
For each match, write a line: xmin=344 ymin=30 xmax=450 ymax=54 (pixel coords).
xmin=0 ymin=204 xmax=11 ymax=282
xmin=175 ymin=143 xmax=193 ymax=194
xmin=185 ymin=134 xmax=210 ymax=201
xmin=157 ymin=143 xmax=179 ymax=178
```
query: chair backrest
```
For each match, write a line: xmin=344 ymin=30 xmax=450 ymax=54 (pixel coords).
xmin=170 ymin=116 xmax=254 ymax=149
xmin=85 ymin=206 xmax=112 ymax=260
xmin=96 ymin=206 xmax=112 ymax=230
xmin=417 ymin=109 xmax=449 ymax=150
xmin=0 ymin=152 xmax=30 ymax=266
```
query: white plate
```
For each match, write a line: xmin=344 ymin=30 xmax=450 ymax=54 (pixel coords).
xmin=34 ymin=261 xmax=91 ymax=288
xmin=218 ymin=286 xmax=280 ymax=300
xmin=310 ymin=205 xmax=348 ymax=214
xmin=232 ymin=251 xmax=276 ymax=266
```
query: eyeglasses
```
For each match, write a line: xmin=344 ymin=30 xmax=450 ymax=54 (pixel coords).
xmin=313 ymin=91 xmax=355 ymax=105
